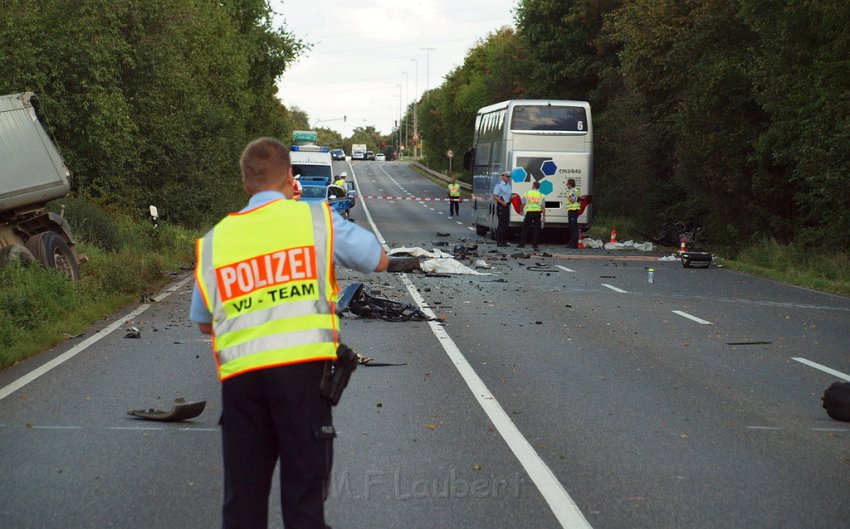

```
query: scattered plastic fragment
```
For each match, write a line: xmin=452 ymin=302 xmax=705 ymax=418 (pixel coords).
xmin=127 ymin=398 xmax=206 ymax=422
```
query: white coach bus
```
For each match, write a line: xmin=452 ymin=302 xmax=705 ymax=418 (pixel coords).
xmin=463 ymin=99 xmax=592 ymax=238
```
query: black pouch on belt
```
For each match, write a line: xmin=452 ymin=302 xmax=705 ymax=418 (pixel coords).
xmin=320 ymin=344 xmax=358 ymax=406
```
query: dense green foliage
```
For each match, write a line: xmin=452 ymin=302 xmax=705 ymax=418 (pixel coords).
xmin=0 ymin=0 xmax=305 ymax=228
xmin=413 ymin=0 xmax=849 ymax=252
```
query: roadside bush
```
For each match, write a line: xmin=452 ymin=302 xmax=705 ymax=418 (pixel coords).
xmin=47 ymin=196 xmax=121 ymax=251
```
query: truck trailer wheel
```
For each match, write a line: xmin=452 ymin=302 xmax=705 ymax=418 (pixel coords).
xmin=0 ymin=244 xmax=36 ymax=269
xmin=25 ymin=232 xmax=81 ymax=280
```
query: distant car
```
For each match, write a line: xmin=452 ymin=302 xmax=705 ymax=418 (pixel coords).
xmin=366 ymin=150 xmax=375 ymax=160
xmin=299 ymin=183 xmax=354 ymax=219
xmin=352 ymin=151 xmax=365 ymax=160
xmin=375 ymin=153 xmax=386 ymax=161
xmin=331 ymin=148 xmax=346 ymax=161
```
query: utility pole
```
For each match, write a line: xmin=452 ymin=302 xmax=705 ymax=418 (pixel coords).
xmin=410 ymin=58 xmax=419 ymax=158
xmin=402 ymin=71 xmax=409 ymax=152
xmin=421 ymin=47 xmax=435 ymax=100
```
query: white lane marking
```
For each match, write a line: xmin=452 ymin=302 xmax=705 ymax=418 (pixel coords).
xmin=556 ymin=265 xmax=575 ymax=273
xmin=602 ymin=283 xmax=628 ymax=294
xmin=352 ymin=169 xmax=591 ymax=529
xmin=456 ymin=221 xmax=463 ymax=225
xmin=32 ymin=425 xmax=83 ymax=430
xmin=745 ymin=426 xmax=784 ymax=431
xmin=812 ymin=428 xmax=850 ymax=432
xmin=792 ymin=357 xmax=850 ymax=382
xmin=107 ymin=426 xmax=163 ymax=431
xmin=180 ymin=427 xmax=219 ymax=432
xmin=0 ymin=276 xmax=194 ymax=402
xmin=672 ymin=310 xmax=712 ymax=325
xmin=467 ymin=227 xmax=475 ymax=231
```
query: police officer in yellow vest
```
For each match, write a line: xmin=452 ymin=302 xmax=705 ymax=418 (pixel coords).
xmin=447 ymin=178 xmax=461 ymax=217
xmin=566 ymin=177 xmax=581 ymax=249
xmin=333 ymin=171 xmax=347 ymax=188
xmin=190 ymin=137 xmax=388 ymax=529
xmin=518 ymin=181 xmax=545 ymax=250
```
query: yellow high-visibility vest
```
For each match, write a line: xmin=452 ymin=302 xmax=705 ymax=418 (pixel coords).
xmin=566 ymin=187 xmax=581 ymax=211
xmin=195 ymin=199 xmax=339 ymax=381
xmin=524 ymin=189 xmax=543 ymax=213
xmin=448 ymin=183 xmax=461 ymax=198
xmin=333 ymin=178 xmax=346 ymax=187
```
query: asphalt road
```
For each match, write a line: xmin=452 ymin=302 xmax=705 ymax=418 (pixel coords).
xmin=1 ymin=160 xmax=848 ymax=528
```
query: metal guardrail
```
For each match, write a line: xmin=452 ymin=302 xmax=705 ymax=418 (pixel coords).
xmin=410 ymin=162 xmax=472 ymax=192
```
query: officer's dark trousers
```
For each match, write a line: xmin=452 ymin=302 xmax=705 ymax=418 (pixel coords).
xmin=221 ymin=361 xmax=333 ymax=529
xmin=567 ymin=210 xmax=579 ymax=248
xmin=449 ymin=198 xmax=459 ymax=216
xmin=520 ymin=211 xmax=542 ymax=248
xmin=496 ymin=203 xmax=510 ymax=244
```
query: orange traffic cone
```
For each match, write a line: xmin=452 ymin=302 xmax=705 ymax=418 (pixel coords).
xmin=577 ymin=230 xmax=584 ymax=249
xmin=610 ymin=229 xmax=618 ymax=243
xmin=678 ymin=237 xmax=687 ymax=254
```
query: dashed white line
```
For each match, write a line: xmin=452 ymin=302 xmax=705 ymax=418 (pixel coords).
xmin=32 ymin=425 xmax=83 ymax=430
xmin=672 ymin=310 xmax=712 ymax=325
xmin=602 ymin=283 xmax=628 ymax=293
xmin=556 ymin=265 xmax=575 ymax=273
xmin=467 ymin=227 xmax=475 ymax=231
xmin=792 ymin=357 xmax=850 ymax=382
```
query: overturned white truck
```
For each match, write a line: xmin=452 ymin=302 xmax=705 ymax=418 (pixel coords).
xmin=0 ymin=92 xmax=86 ymax=279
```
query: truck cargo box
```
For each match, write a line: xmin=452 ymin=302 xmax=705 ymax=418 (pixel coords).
xmin=0 ymin=92 xmax=71 ymax=215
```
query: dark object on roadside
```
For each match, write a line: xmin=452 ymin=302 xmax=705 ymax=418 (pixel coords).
xmin=436 ymin=232 xmax=450 ymax=237
xmin=822 ymin=382 xmax=850 ymax=422
xmin=510 ymin=252 xmax=531 ymax=259
xmin=336 ymin=282 xmax=432 ymax=322
xmin=386 ymin=256 xmax=420 ymax=272
xmin=127 ymin=398 xmax=206 ymax=422
xmin=637 ymin=220 xmax=706 ymax=248
xmin=124 ymin=327 xmax=141 ymax=338
xmin=432 ymin=241 xmax=449 ymax=246
xmin=680 ymin=251 xmax=712 ymax=268
xmin=320 ymin=344 xmax=358 ymax=406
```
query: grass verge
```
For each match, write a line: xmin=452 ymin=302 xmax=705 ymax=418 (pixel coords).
xmin=0 ymin=211 xmax=198 ymax=370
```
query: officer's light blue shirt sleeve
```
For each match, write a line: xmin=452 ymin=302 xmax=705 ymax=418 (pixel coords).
xmin=330 ymin=210 xmax=382 ymax=273
xmin=190 ymin=283 xmax=211 ymax=324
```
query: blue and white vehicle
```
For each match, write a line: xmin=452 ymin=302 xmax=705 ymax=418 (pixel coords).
xmin=299 ymin=183 xmax=354 ymax=218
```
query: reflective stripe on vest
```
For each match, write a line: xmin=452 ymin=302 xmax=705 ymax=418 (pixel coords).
xmin=524 ymin=190 xmax=543 ymax=213
xmin=448 ymin=183 xmax=461 ymax=197
xmin=195 ymin=199 xmax=339 ymax=380
xmin=566 ymin=188 xmax=581 ymax=211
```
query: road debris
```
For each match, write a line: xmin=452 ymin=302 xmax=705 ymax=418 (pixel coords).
xmin=124 ymin=327 xmax=141 ymax=339
xmin=822 ymin=382 xmax=850 ymax=422
xmin=336 ymin=282 xmax=432 ymax=322
xmin=127 ymin=398 xmax=206 ymax=422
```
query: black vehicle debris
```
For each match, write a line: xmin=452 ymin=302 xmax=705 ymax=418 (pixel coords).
xmin=127 ymin=398 xmax=206 ymax=422
xmin=337 ymin=282 xmax=433 ymax=322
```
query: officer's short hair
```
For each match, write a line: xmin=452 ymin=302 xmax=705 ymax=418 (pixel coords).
xmin=240 ymin=137 xmax=291 ymax=189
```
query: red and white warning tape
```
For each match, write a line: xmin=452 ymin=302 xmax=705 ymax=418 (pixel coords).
xmin=358 ymin=196 xmax=464 ymax=202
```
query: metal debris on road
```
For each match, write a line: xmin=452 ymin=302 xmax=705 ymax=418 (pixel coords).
xmin=124 ymin=327 xmax=141 ymax=339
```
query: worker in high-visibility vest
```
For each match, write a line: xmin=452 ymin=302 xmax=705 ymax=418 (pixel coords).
xmin=190 ymin=137 xmax=389 ymax=529
xmin=566 ymin=177 xmax=581 ymax=249
xmin=333 ymin=171 xmax=347 ymax=188
xmin=518 ymin=181 xmax=545 ymax=250
xmin=447 ymin=178 xmax=461 ymax=217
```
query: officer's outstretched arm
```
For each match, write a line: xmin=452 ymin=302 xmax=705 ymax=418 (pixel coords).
xmin=374 ymin=249 xmax=389 ymax=272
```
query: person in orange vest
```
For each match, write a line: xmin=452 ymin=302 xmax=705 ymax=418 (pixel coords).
xmin=190 ymin=137 xmax=388 ymax=529
xmin=447 ymin=177 xmax=461 ymax=217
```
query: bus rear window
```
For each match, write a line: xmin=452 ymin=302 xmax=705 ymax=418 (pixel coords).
xmin=510 ymin=105 xmax=587 ymax=132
